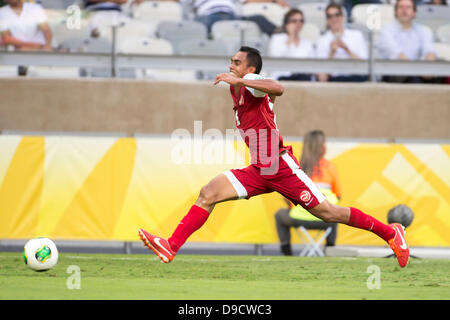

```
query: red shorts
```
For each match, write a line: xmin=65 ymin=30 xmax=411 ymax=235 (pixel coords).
xmin=223 ymin=151 xmax=326 ymax=209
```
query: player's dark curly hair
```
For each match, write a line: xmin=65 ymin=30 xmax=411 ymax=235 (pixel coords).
xmin=239 ymin=46 xmax=262 ymax=74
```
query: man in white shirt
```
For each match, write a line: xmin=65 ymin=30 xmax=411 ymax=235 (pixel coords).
xmin=181 ymin=0 xmax=288 ymax=36
xmin=83 ymin=0 xmax=128 ymax=37
xmin=0 ymin=0 xmax=52 ymax=51
xmin=315 ymin=3 xmax=368 ymax=82
xmin=378 ymin=0 xmax=437 ymax=83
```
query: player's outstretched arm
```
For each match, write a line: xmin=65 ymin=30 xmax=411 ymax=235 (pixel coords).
xmin=214 ymin=73 xmax=284 ymax=97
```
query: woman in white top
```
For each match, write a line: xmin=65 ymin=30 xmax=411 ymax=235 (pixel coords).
xmin=315 ymin=3 xmax=368 ymax=82
xmin=268 ymin=8 xmax=314 ymax=81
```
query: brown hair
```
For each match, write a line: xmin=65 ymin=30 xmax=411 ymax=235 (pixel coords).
xmin=282 ymin=8 xmax=304 ymax=32
xmin=325 ymin=3 xmax=343 ymax=16
xmin=300 ymin=130 xmax=326 ymax=176
xmin=395 ymin=0 xmax=417 ymax=13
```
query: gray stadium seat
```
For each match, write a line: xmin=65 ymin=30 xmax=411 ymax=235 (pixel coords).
xmin=131 ymin=1 xmax=182 ymax=23
xmin=176 ymin=39 xmax=229 ymax=80
xmin=436 ymin=24 xmax=450 ymax=44
xmin=416 ymin=5 xmax=450 ymax=33
xmin=300 ymin=22 xmax=321 ymax=43
xmin=351 ymin=4 xmax=394 ymax=31
xmin=117 ymin=37 xmax=173 ymax=55
xmin=176 ymin=39 xmax=228 ymax=56
xmin=434 ymin=42 xmax=450 ymax=61
xmin=39 ymin=0 xmax=78 ymax=10
xmin=211 ymin=20 xmax=262 ymax=54
xmin=84 ymin=37 xmax=112 ymax=53
xmin=156 ymin=20 xmax=208 ymax=52
xmin=58 ymin=36 xmax=89 ymax=52
xmin=229 ymin=38 xmax=269 ymax=57
xmin=51 ymin=19 xmax=91 ymax=48
xmin=240 ymin=3 xmax=288 ymax=27
xmin=297 ymin=2 xmax=329 ymax=31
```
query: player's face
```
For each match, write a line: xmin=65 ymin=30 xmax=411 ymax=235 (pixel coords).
xmin=395 ymin=0 xmax=415 ymax=23
xmin=229 ymin=51 xmax=256 ymax=78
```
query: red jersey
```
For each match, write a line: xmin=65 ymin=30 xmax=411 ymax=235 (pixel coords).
xmin=229 ymin=73 xmax=291 ymax=169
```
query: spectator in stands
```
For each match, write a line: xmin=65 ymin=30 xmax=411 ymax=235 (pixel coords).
xmin=315 ymin=3 xmax=368 ymax=82
xmin=179 ymin=0 xmax=289 ymax=36
xmin=378 ymin=0 xmax=438 ymax=83
xmin=83 ymin=0 xmax=128 ymax=37
xmin=274 ymin=130 xmax=341 ymax=256
xmin=0 ymin=0 xmax=53 ymax=51
xmin=427 ymin=0 xmax=447 ymax=4
xmin=268 ymin=8 xmax=314 ymax=81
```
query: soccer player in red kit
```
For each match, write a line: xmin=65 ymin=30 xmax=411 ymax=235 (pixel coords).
xmin=139 ymin=46 xmax=409 ymax=267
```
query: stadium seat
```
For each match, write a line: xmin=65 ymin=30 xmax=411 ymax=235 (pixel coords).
xmin=286 ymin=0 xmax=327 ymax=7
xmin=297 ymin=2 xmax=329 ymax=31
xmin=156 ymin=20 xmax=208 ymax=52
xmin=117 ymin=37 xmax=173 ymax=55
xmin=84 ymin=37 xmax=112 ymax=53
xmin=434 ymin=42 xmax=450 ymax=61
xmin=117 ymin=37 xmax=173 ymax=79
xmin=351 ymin=4 xmax=394 ymax=31
xmin=176 ymin=39 xmax=229 ymax=80
xmin=57 ymin=36 xmax=89 ymax=52
xmin=240 ymin=3 xmax=289 ymax=27
xmin=44 ymin=9 xmax=68 ymax=26
xmin=211 ymin=20 xmax=262 ymax=54
xmin=347 ymin=22 xmax=371 ymax=42
xmin=100 ymin=18 xmax=158 ymax=43
xmin=437 ymin=24 xmax=450 ymax=44
xmin=228 ymin=37 xmax=269 ymax=57
xmin=131 ymin=1 xmax=183 ymax=23
xmin=416 ymin=5 xmax=450 ymax=33
xmin=115 ymin=37 xmax=196 ymax=81
xmin=50 ymin=19 xmax=91 ymax=49
xmin=40 ymin=0 xmax=77 ymax=10
xmin=300 ymin=22 xmax=321 ymax=43
xmin=176 ymin=38 xmax=229 ymax=56
xmin=295 ymin=226 xmax=333 ymax=257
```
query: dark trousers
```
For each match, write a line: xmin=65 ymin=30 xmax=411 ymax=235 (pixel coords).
xmin=196 ymin=12 xmax=276 ymax=36
xmin=329 ymin=75 xmax=368 ymax=82
xmin=278 ymin=73 xmax=312 ymax=81
xmin=275 ymin=208 xmax=337 ymax=248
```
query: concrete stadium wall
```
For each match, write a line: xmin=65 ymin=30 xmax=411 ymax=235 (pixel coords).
xmin=1 ymin=78 xmax=449 ymax=139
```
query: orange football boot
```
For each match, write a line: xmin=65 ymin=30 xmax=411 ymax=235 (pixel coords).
xmin=139 ymin=228 xmax=176 ymax=263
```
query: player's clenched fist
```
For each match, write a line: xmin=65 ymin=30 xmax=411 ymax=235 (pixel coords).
xmin=213 ymin=73 xmax=241 ymax=86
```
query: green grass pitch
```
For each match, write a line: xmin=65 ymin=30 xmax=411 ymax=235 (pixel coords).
xmin=1 ymin=252 xmax=449 ymax=300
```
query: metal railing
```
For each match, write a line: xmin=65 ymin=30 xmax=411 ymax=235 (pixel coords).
xmin=1 ymin=25 xmax=449 ymax=80
xmin=1 ymin=50 xmax=450 ymax=79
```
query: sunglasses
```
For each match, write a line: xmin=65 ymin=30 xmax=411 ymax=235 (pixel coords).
xmin=326 ymin=12 xmax=342 ymax=19
xmin=288 ymin=18 xmax=304 ymax=24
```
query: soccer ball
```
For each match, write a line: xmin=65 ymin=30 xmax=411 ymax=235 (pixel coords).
xmin=387 ymin=204 xmax=414 ymax=228
xmin=23 ymin=238 xmax=59 ymax=272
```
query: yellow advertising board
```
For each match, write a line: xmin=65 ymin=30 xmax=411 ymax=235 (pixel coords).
xmin=0 ymin=134 xmax=449 ymax=246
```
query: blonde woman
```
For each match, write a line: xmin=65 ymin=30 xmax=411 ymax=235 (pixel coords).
xmin=275 ymin=130 xmax=342 ymax=256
